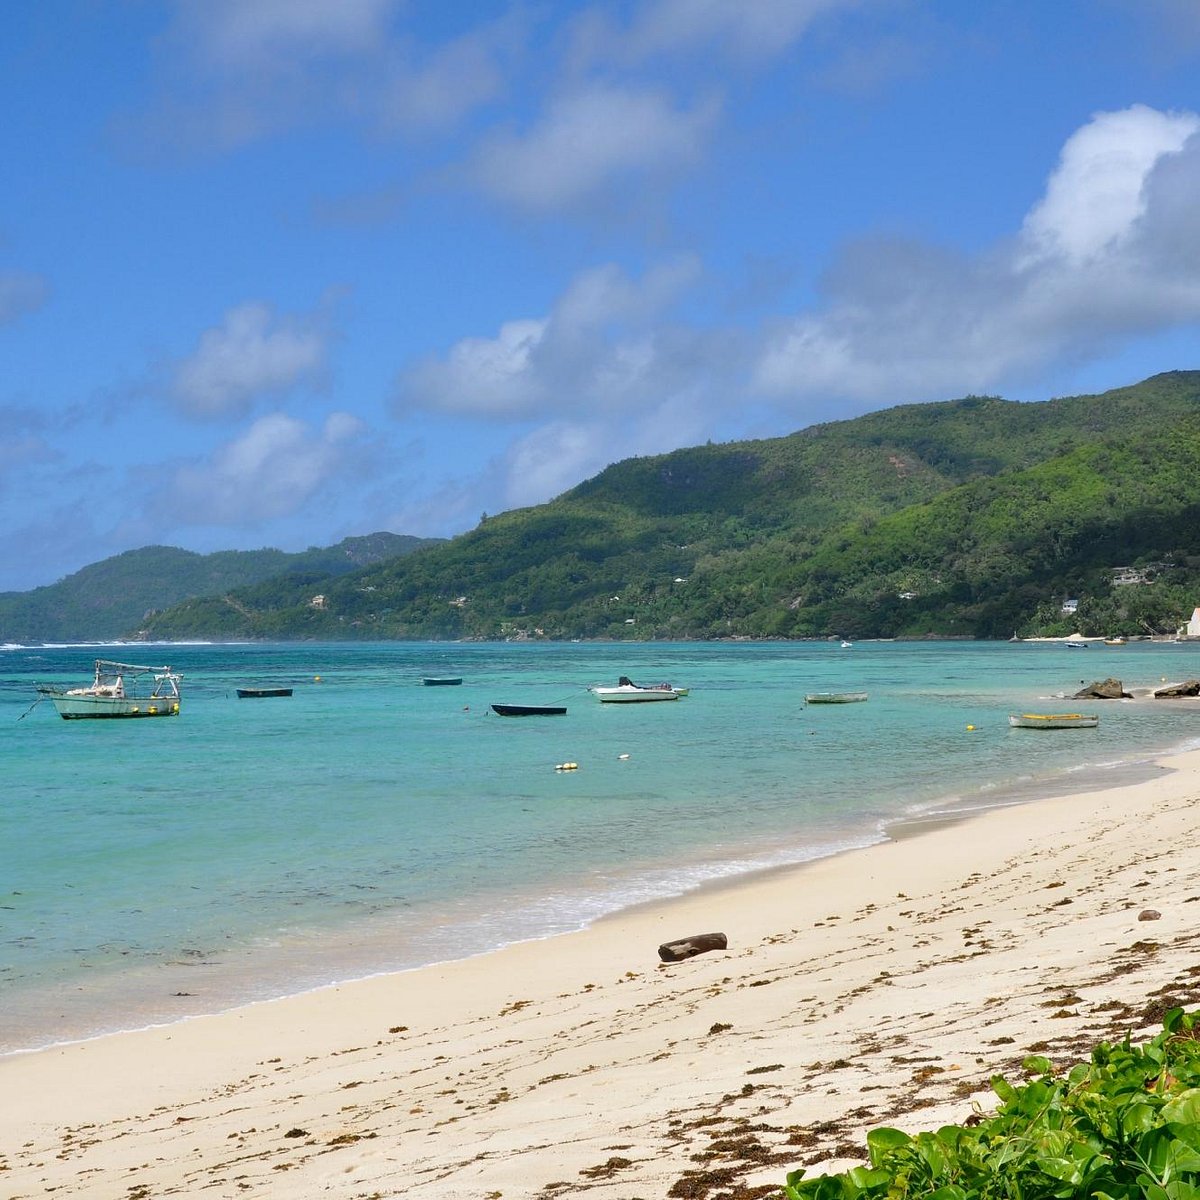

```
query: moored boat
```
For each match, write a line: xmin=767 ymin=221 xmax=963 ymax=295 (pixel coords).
xmin=1008 ymin=712 xmax=1099 ymax=729
xmin=422 ymin=677 xmax=463 ymax=686
xmin=38 ymin=660 xmax=182 ymax=719
xmin=591 ymin=675 xmax=684 ymax=703
xmin=236 ymin=687 xmax=293 ymax=698
xmin=491 ymin=703 xmax=567 ymax=717
xmin=805 ymin=691 xmax=868 ymax=704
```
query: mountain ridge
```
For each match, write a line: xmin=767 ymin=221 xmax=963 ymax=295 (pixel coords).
xmin=132 ymin=371 xmax=1200 ymax=642
xmin=10 ymin=371 xmax=1200 ymax=643
xmin=0 ymin=533 xmax=442 ymax=642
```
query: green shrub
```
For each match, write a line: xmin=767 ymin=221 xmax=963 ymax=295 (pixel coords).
xmin=784 ymin=1008 xmax=1200 ymax=1199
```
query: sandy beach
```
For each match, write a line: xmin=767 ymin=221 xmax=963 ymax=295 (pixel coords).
xmin=5 ymin=749 xmax=1200 ymax=1199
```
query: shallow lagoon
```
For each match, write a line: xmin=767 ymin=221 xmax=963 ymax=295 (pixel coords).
xmin=3 ymin=638 xmax=1198 ymax=1053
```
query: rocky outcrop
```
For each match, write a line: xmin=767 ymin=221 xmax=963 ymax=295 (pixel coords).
xmin=1153 ymin=679 xmax=1200 ymax=698
xmin=1072 ymin=678 xmax=1131 ymax=699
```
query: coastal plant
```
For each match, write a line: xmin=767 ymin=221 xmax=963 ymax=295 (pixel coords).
xmin=782 ymin=1008 xmax=1200 ymax=1199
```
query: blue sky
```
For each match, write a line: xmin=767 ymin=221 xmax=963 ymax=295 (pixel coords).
xmin=4 ymin=1 xmax=1200 ymax=592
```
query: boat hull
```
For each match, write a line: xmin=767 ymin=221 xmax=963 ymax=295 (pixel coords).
xmin=236 ymin=688 xmax=292 ymax=698
xmin=805 ymin=692 xmax=868 ymax=704
xmin=592 ymin=687 xmax=680 ymax=702
xmin=422 ymin=677 xmax=463 ymax=686
xmin=491 ymin=703 xmax=566 ymax=717
xmin=1008 ymin=712 xmax=1098 ymax=729
xmin=49 ymin=695 xmax=180 ymax=719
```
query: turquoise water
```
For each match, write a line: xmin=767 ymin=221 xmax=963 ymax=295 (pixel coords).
xmin=3 ymin=639 xmax=1199 ymax=1054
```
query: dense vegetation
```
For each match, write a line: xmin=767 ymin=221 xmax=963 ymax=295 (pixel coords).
xmin=133 ymin=371 xmax=1200 ymax=642
xmin=784 ymin=1007 xmax=1200 ymax=1199
xmin=0 ymin=533 xmax=440 ymax=642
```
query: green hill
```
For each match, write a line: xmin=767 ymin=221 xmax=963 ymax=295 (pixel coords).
xmin=0 ymin=533 xmax=441 ymax=642
xmin=130 ymin=370 xmax=1200 ymax=641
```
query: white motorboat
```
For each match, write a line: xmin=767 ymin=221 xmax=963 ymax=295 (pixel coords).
xmin=592 ymin=676 xmax=684 ymax=703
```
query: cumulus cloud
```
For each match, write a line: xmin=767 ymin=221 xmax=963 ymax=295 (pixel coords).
xmin=168 ymin=411 xmax=364 ymax=526
xmin=0 ymin=271 xmax=50 ymax=325
xmin=468 ymin=85 xmax=720 ymax=212
xmin=754 ymin=105 xmax=1200 ymax=410
xmin=171 ymin=303 xmax=329 ymax=419
xmin=1019 ymin=104 xmax=1200 ymax=266
xmin=399 ymin=257 xmax=719 ymax=420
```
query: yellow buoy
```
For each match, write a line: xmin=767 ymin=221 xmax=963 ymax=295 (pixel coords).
xmin=966 ymin=724 xmax=975 ymax=731
xmin=315 ymin=675 xmax=321 ymax=682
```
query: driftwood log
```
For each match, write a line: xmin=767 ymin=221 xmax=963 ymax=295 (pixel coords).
xmin=658 ymin=932 xmax=728 ymax=962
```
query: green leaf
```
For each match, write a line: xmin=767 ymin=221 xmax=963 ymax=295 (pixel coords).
xmin=865 ymin=1127 xmax=912 ymax=1165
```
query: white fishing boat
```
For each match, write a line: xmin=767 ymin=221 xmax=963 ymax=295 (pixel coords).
xmin=38 ymin=659 xmax=182 ymax=719
xmin=592 ymin=676 xmax=684 ymax=702
xmin=1008 ymin=712 xmax=1098 ymax=729
xmin=805 ymin=691 xmax=868 ymax=704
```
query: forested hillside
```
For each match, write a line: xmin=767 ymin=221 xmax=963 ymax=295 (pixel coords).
xmin=0 ymin=533 xmax=441 ymax=642
xmin=118 ymin=372 xmax=1200 ymax=641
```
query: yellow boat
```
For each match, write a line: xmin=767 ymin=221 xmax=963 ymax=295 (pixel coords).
xmin=1008 ymin=712 xmax=1098 ymax=729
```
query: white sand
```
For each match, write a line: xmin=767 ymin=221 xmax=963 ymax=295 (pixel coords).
xmin=5 ymin=750 xmax=1200 ymax=1198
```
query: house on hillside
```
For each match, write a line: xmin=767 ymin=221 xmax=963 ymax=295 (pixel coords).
xmin=1061 ymin=598 xmax=1079 ymax=615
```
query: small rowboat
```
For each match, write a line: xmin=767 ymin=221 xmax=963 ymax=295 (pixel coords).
xmin=805 ymin=691 xmax=868 ymax=704
xmin=422 ymin=677 xmax=463 ymax=686
xmin=236 ymin=687 xmax=293 ymax=698
xmin=1008 ymin=712 xmax=1098 ymax=729
xmin=491 ymin=703 xmax=567 ymax=717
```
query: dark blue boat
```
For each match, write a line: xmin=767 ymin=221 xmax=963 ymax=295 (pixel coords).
xmin=490 ymin=703 xmax=566 ymax=717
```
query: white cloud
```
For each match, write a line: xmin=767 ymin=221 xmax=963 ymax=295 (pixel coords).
xmin=469 ymin=85 xmax=720 ymax=212
xmin=1019 ymin=104 xmax=1200 ymax=266
xmin=171 ymin=303 xmax=329 ymax=419
xmin=405 ymin=319 xmax=551 ymax=418
xmin=168 ymin=411 xmax=364 ymax=526
xmin=0 ymin=271 xmax=50 ymax=324
xmin=400 ymin=257 xmax=712 ymax=420
xmin=753 ymin=106 xmax=1200 ymax=411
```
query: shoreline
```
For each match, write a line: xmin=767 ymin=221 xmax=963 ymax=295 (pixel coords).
xmin=3 ymin=718 xmax=1189 ymax=1062
xmin=7 ymin=747 xmax=1200 ymax=1196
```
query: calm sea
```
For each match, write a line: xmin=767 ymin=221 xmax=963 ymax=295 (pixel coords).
xmin=3 ymin=639 xmax=1199 ymax=1055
